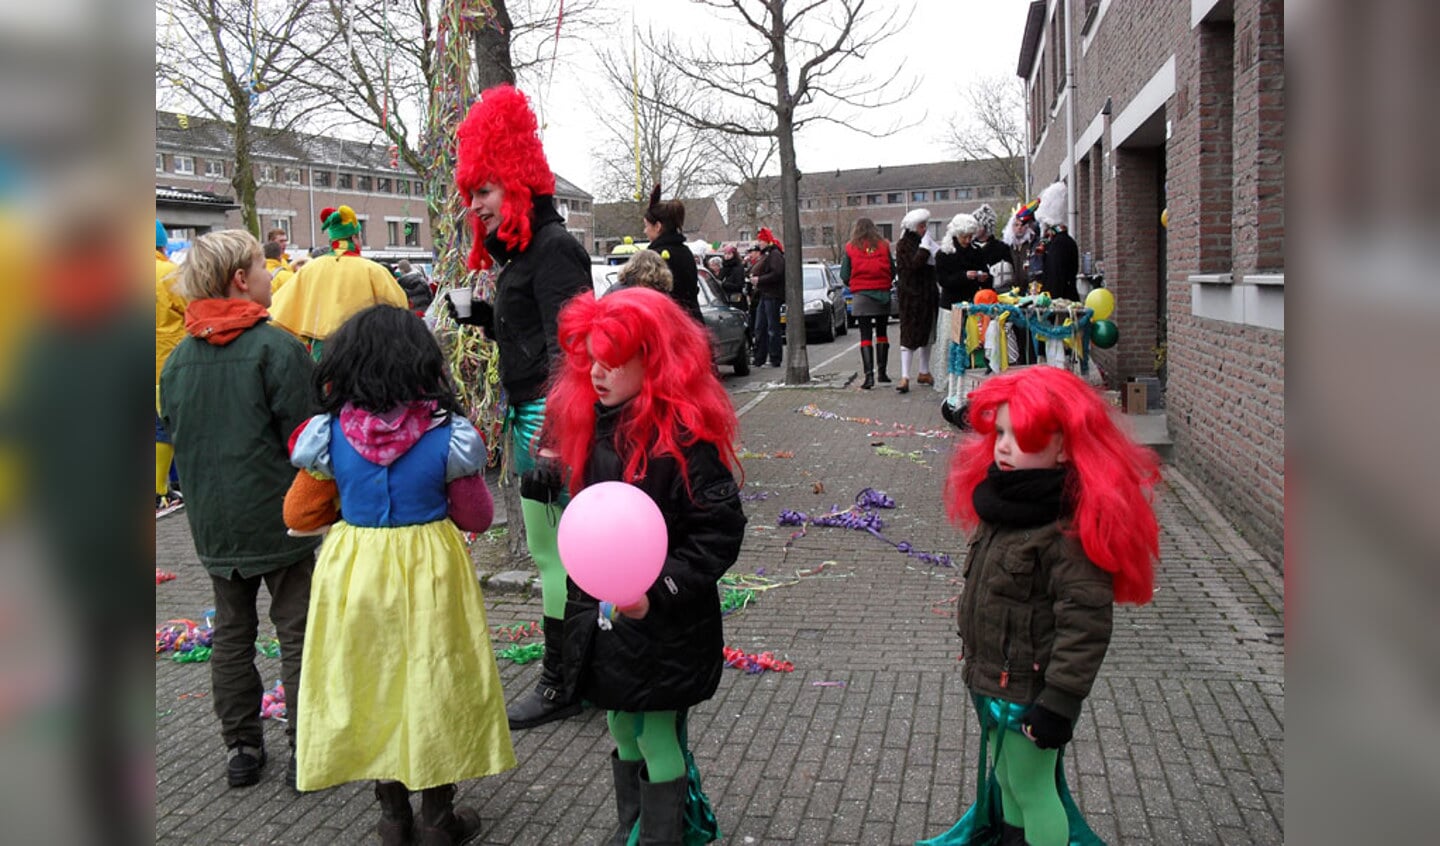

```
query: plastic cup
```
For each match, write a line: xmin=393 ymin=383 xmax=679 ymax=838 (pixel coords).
xmin=449 ymin=287 xmax=473 ymax=318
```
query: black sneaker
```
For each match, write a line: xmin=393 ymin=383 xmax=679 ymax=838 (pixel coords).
xmin=226 ymin=743 xmax=267 ymax=787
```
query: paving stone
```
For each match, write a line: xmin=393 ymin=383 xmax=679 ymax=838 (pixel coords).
xmin=157 ymin=361 xmax=1284 ymax=844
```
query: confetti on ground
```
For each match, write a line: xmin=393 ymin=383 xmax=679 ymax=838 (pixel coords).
xmin=723 ymin=646 xmax=794 ymax=674
xmin=874 ymin=445 xmax=927 ymax=463
xmin=737 ymin=449 xmax=795 ymax=460
xmin=155 ymin=569 xmax=177 ymax=584
xmin=796 ymin=403 xmax=955 ymax=439
xmin=739 ymin=490 xmax=772 ymax=502
xmin=492 ymin=620 xmax=543 ymax=642
xmin=261 ymin=681 xmax=286 ymax=720
xmin=255 ymin=638 xmax=281 ymax=659
xmin=811 ymin=681 xmax=847 ymax=687
xmin=777 ymin=488 xmax=954 ymax=568
xmin=177 ymin=691 xmax=208 ymax=700
xmin=495 ymin=642 xmax=544 ymax=665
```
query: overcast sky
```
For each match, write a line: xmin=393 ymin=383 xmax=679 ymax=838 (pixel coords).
xmin=524 ymin=0 xmax=1032 ymax=197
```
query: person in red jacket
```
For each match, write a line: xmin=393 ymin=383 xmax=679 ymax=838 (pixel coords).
xmin=839 ymin=217 xmax=895 ymax=389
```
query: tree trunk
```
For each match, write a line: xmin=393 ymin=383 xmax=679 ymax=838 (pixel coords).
xmin=769 ymin=11 xmax=809 ymax=385
xmin=472 ymin=0 xmax=515 ymax=90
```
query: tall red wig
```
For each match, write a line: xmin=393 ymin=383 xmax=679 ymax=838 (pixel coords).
xmin=544 ymin=287 xmax=741 ymax=496
xmin=944 ymin=367 xmax=1161 ymax=604
xmin=455 ymin=85 xmax=556 ymax=270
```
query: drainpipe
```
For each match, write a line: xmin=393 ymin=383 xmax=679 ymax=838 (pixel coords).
xmin=1063 ymin=0 xmax=1078 ymax=232
xmin=307 ymin=166 xmax=316 ymax=247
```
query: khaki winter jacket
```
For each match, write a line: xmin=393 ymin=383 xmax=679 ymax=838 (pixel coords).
xmin=957 ymin=520 xmax=1114 ymax=721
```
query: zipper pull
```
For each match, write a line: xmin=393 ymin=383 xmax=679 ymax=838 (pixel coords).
xmin=999 ymin=660 xmax=1011 ymax=689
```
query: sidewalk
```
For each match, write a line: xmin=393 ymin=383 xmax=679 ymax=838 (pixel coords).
xmin=155 ymin=352 xmax=1284 ymax=845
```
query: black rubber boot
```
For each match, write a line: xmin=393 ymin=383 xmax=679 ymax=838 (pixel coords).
xmin=506 ymin=617 xmax=581 ymax=730
xmin=876 ymin=341 xmax=892 ymax=382
xmin=999 ymin=821 xmax=1028 ymax=845
xmin=608 ymin=753 xmax=645 ymax=846
xmin=859 ymin=346 xmax=875 ymax=390
xmin=636 ymin=775 xmax=688 ymax=846
xmin=417 ymin=784 xmax=481 ymax=846
xmin=375 ymin=780 xmax=414 ymax=846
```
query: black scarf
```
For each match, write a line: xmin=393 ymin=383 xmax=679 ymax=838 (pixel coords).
xmin=972 ymin=464 xmax=1073 ymax=528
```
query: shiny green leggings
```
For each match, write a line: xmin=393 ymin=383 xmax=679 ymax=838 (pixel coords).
xmin=607 ymin=710 xmax=684 ymax=783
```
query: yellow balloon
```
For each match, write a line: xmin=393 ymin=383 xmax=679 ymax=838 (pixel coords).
xmin=1084 ymin=287 xmax=1115 ymax=321
xmin=1160 ymin=208 xmax=1170 ymax=229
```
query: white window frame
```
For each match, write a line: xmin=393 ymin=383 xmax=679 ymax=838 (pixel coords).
xmin=174 ymin=155 xmax=194 ymax=175
xmin=260 ymin=164 xmax=276 ymax=183
xmin=155 ymin=153 xmax=165 ymax=173
xmin=204 ymin=159 xmax=225 ymax=178
xmin=284 ymin=168 xmax=301 ymax=186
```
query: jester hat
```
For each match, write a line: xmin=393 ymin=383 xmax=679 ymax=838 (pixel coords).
xmin=455 ymin=85 xmax=556 ymax=270
xmin=319 ymin=205 xmax=362 ymax=253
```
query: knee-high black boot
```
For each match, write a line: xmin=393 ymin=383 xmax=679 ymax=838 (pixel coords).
xmin=875 ymin=341 xmax=892 ymax=382
xmin=636 ymin=775 xmax=688 ymax=846
xmin=375 ymin=781 xmax=414 ymax=846
xmin=506 ymin=617 xmax=581 ymax=730
xmin=609 ymin=753 xmax=644 ymax=846
xmin=859 ymin=346 xmax=875 ymax=390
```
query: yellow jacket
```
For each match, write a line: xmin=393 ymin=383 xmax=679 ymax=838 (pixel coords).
xmin=155 ymin=250 xmax=187 ymax=384
xmin=268 ymin=253 xmax=408 ymax=340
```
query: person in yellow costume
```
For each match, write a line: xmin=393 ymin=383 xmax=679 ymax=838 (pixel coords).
xmin=264 ymin=240 xmax=296 ymax=294
xmin=268 ymin=206 xmax=407 ymax=360
xmin=155 ymin=219 xmax=187 ymax=511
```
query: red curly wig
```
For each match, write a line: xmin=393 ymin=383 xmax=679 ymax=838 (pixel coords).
xmin=455 ymin=85 xmax=556 ymax=270
xmin=544 ymin=287 xmax=741 ymax=497
xmin=944 ymin=367 xmax=1161 ymax=604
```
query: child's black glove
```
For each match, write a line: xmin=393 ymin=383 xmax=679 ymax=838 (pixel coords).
xmin=1021 ymin=704 xmax=1073 ymax=749
xmin=444 ymin=296 xmax=495 ymax=336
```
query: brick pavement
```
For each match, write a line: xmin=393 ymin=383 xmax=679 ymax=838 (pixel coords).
xmin=155 ymin=348 xmax=1284 ymax=845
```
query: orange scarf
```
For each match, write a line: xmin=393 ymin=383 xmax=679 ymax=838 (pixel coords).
xmin=184 ymin=299 xmax=270 ymax=346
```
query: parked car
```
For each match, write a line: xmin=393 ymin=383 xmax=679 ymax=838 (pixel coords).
xmin=590 ymin=264 xmax=751 ymax=375
xmin=781 ymin=263 xmax=848 ymax=342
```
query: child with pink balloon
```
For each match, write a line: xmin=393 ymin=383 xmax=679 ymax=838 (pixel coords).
xmin=543 ymin=286 xmax=747 ymax=846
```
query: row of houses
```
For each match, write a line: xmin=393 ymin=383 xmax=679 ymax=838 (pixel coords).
xmin=155 ymin=111 xmax=1019 ymax=264
xmin=1016 ymin=0 xmax=1284 ymax=563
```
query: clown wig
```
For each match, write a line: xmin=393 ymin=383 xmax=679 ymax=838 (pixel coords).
xmin=944 ymin=367 xmax=1160 ymax=604
xmin=455 ymin=84 xmax=556 ymax=270
xmin=755 ymin=227 xmax=783 ymax=251
xmin=544 ymin=287 xmax=740 ymax=497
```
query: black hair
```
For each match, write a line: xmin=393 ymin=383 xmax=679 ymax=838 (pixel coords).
xmin=643 ymin=183 xmax=685 ymax=232
xmin=263 ymin=240 xmax=284 ymax=260
xmin=314 ymin=305 xmax=465 ymax=418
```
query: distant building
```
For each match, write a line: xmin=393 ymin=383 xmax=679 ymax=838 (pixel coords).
xmin=1018 ymin=0 xmax=1284 ymax=562
xmin=592 ymin=196 xmax=728 ymax=257
xmin=154 ymin=110 xmax=594 ymax=258
xmin=729 ymin=158 xmax=1021 ymax=262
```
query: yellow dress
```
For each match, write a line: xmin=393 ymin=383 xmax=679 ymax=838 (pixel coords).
xmin=290 ymin=413 xmax=515 ymax=791
xmin=268 ymin=253 xmax=407 ymax=342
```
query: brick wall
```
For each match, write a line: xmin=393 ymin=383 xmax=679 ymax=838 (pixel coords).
xmin=1023 ymin=0 xmax=1284 ymax=564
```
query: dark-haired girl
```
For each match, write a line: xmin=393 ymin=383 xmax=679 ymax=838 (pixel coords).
xmin=546 ymin=287 xmax=747 ymax=845
xmin=284 ymin=305 xmax=515 ymax=846
xmin=642 ymin=183 xmax=703 ymax=324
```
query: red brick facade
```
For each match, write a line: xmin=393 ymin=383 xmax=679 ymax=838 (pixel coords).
xmin=1020 ymin=0 xmax=1284 ymax=563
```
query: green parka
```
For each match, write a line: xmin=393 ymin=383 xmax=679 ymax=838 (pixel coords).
xmin=160 ymin=320 xmax=321 ymax=577
xmin=956 ymin=521 xmax=1114 ymax=721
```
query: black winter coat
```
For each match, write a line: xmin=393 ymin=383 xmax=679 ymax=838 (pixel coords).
xmin=562 ymin=403 xmax=747 ymax=712
xmin=483 ymin=195 xmax=594 ymax=403
xmin=647 ymin=229 xmax=703 ymax=324
xmin=894 ymin=230 xmax=938 ymax=348
xmin=1042 ymin=228 xmax=1080 ymax=302
xmin=750 ymin=244 xmax=785 ymax=300
xmin=934 ymin=239 xmax=994 ymax=307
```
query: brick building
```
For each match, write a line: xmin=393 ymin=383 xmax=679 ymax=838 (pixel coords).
xmin=1018 ymin=0 xmax=1283 ymax=562
xmin=592 ymin=196 xmax=728 ymax=257
xmin=730 ymin=158 xmax=1021 ymax=263
xmin=154 ymin=110 xmax=593 ymax=259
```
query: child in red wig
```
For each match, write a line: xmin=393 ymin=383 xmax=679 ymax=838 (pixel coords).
xmin=921 ymin=366 xmax=1160 ymax=846
xmin=544 ymin=286 xmax=747 ymax=846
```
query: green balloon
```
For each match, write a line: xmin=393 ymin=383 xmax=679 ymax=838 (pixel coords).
xmin=1089 ymin=319 xmax=1119 ymax=349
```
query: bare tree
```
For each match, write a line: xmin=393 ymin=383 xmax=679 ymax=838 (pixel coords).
xmin=712 ymin=137 xmax=781 ymax=238
xmin=155 ymin=0 xmax=336 ymax=235
xmin=589 ymin=43 xmax=728 ymax=202
xmin=643 ymin=0 xmax=915 ymax=384
xmin=944 ymin=73 xmax=1028 ymax=204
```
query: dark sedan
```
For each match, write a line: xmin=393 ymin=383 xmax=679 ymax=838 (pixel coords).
xmin=780 ymin=263 xmax=849 ymax=342
xmin=591 ymin=265 xmax=751 ymax=375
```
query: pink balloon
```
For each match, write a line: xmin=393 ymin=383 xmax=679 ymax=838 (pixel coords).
xmin=557 ymin=481 xmax=668 ymax=605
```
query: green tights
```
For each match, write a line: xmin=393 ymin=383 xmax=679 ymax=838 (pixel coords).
xmin=520 ymin=497 xmax=567 ymax=619
xmin=608 ymin=710 xmax=685 ymax=783
xmin=994 ymin=729 xmax=1067 ymax=846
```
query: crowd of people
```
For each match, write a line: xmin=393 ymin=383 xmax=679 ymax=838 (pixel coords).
xmin=156 ymin=83 xmax=1146 ymax=846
